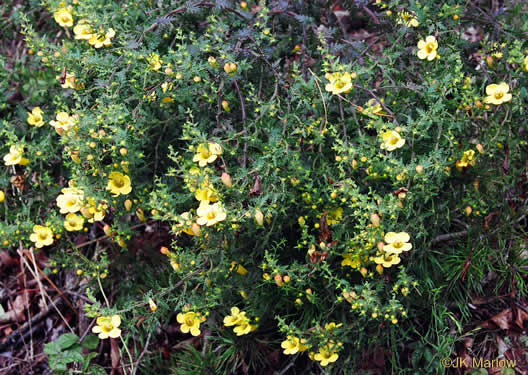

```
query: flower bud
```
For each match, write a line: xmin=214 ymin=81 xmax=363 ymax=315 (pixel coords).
xmin=160 ymin=246 xmax=170 ymax=255
xmin=170 ymin=259 xmax=181 ymax=272
xmin=0 ymin=191 xmax=4 ymax=203
xmin=221 ymin=172 xmax=232 ymax=188
xmin=378 ymin=241 xmax=385 ymax=251
xmin=136 ymin=208 xmax=147 ymax=222
xmin=360 ymin=267 xmax=368 ymax=277
xmin=283 ymin=275 xmax=291 ymax=283
xmin=370 ymin=213 xmax=380 ymax=227
xmin=352 ymin=159 xmax=358 ymax=169
xmin=191 ymin=223 xmax=201 ymax=236
xmin=149 ymin=298 xmax=158 ymax=312
xmin=274 ymin=274 xmax=283 ymax=287
xmin=117 ymin=238 xmax=127 ymax=248
xmin=376 ymin=264 xmax=384 ymax=275
xmin=208 ymin=56 xmax=218 ymax=68
xmin=255 ymin=210 xmax=264 ymax=226
xmin=240 ymin=1 xmax=247 ymax=9
xmin=103 ymin=224 xmax=113 ymax=237
xmin=120 ymin=147 xmax=127 ymax=156
xmin=476 ymin=144 xmax=484 ymax=154
xmin=298 ymin=216 xmax=305 ymax=225
xmin=263 ymin=272 xmax=271 ymax=280
xmin=221 ymin=100 xmax=230 ymax=112
xmin=124 ymin=199 xmax=132 ymax=211
xmin=465 ymin=206 xmax=472 ymax=216
xmin=486 ymin=56 xmax=494 ymax=67
xmin=240 ymin=290 xmax=248 ymax=299
xmin=71 ymin=151 xmax=81 ymax=164
xmin=415 ymin=165 xmax=424 ymax=174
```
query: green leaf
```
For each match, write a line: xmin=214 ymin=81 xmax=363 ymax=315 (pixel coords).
xmin=82 ymin=334 xmax=100 ymax=350
xmin=44 ymin=341 xmax=60 ymax=355
xmin=56 ymin=333 xmax=79 ymax=350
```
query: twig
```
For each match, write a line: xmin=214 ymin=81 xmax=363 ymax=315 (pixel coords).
xmin=233 ymin=79 xmax=248 ymax=168
xmin=132 ymin=332 xmax=151 ymax=375
xmin=431 ymin=230 xmax=468 ymax=245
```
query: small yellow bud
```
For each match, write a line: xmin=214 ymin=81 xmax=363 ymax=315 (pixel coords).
xmin=191 ymin=223 xmax=201 ymax=236
xmin=283 ymin=275 xmax=291 ymax=283
xmin=360 ymin=267 xmax=368 ymax=277
xmin=486 ymin=56 xmax=494 ymax=67
xmin=124 ymin=199 xmax=132 ymax=211
xmin=255 ymin=210 xmax=264 ymax=226
xmin=274 ymin=274 xmax=283 ymax=287
xmin=352 ymin=159 xmax=358 ymax=169
xmin=120 ymin=147 xmax=128 ymax=156
xmin=136 ymin=208 xmax=147 ymax=222
xmin=377 ymin=242 xmax=385 ymax=251
xmin=0 ymin=191 xmax=4 ymax=202
xmin=240 ymin=290 xmax=248 ymax=299
xmin=453 ymin=14 xmax=459 ymax=20
xmin=465 ymin=206 xmax=472 ymax=216
xmin=240 ymin=1 xmax=247 ymax=9
xmin=149 ymin=298 xmax=158 ymax=312
xmin=221 ymin=100 xmax=230 ymax=112
xmin=376 ymin=264 xmax=384 ymax=275
xmin=103 ymin=224 xmax=113 ymax=237
xmin=263 ymin=272 xmax=271 ymax=280
xmin=476 ymin=144 xmax=484 ymax=154
xmin=76 ymin=269 xmax=83 ymax=276
xmin=415 ymin=165 xmax=424 ymax=174
xmin=386 ymin=10 xmax=392 ymax=16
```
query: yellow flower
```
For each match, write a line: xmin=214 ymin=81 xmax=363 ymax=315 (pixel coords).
xmin=106 ymin=172 xmax=132 ymax=196
xmin=176 ymin=311 xmax=202 ymax=336
xmin=341 ymin=252 xmax=361 ymax=269
xmin=380 ymin=130 xmax=405 ymax=151
xmin=194 ymin=183 xmax=219 ymax=203
xmin=233 ymin=320 xmax=258 ymax=336
xmin=3 ymin=145 xmax=29 ymax=166
xmin=50 ymin=112 xmax=76 ymax=135
xmin=64 ymin=213 xmax=84 ymax=231
xmin=417 ymin=36 xmax=439 ymax=61
xmin=56 ymin=187 xmax=85 ymax=214
xmin=281 ymin=336 xmax=309 ymax=355
xmin=326 ymin=207 xmax=343 ymax=225
xmin=29 ymin=225 xmax=54 ymax=248
xmin=484 ymin=82 xmax=512 ymax=105
xmin=324 ymin=322 xmax=343 ymax=332
xmin=0 ymin=191 xmax=4 ymax=202
xmin=360 ymin=98 xmax=385 ymax=118
xmin=223 ymin=307 xmax=247 ymax=326
xmin=27 ymin=107 xmax=45 ymax=127
xmin=80 ymin=198 xmax=107 ymax=222
xmin=148 ymin=54 xmax=162 ymax=71
xmin=373 ymin=251 xmax=401 ymax=268
xmin=196 ymin=201 xmax=227 ymax=226
xmin=523 ymin=56 xmax=528 ymax=72
xmin=88 ymin=28 xmax=115 ymax=48
xmin=314 ymin=343 xmax=339 ymax=367
xmin=397 ymin=11 xmax=419 ymax=27
xmin=456 ymin=149 xmax=477 ymax=171
xmin=192 ymin=142 xmax=223 ymax=167
xmin=324 ymin=72 xmax=353 ymax=95
xmin=54 ymin=7 xmax=73 ymax=28
xmin=73 ymin=20 xmax=94 ymax=40
xmin=383 ymin=232 xmax=412 ymax=254
xmin=92 ymin=315 xmax=121 ymax=339
xmin=230 ymin=261 xmax=248 ymax=275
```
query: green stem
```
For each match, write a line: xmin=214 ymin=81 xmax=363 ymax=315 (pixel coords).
xmin=120 ymin=335 xmax=135 ymax=375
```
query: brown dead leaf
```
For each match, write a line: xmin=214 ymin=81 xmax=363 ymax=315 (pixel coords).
xmin=249 ymin=175 xmax=262 ymax=197
xmin=514 ymin=306 xmax=528 ymax=329
xmin=110 ymin=338 xmax=122 ymax=375
xmin=319 ymin=212 xmax=332 ymax=243
xmin=481 ymin=308 xmax=512 ymax=330
xmin=0 ymin=251 xmax=16 ymax=269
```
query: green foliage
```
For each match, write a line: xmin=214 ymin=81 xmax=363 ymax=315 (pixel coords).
xmin=44 ymin=333 xmax=103 ymax=374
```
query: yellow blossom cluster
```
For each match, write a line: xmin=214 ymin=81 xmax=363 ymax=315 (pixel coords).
xmin=456 ymin=149 xmax=477 ymax=171
xmin=311 ymin=341 xmax=340 ymax=367
xmin=223 ymin=307 xmax=258 ymax=336
xmin=50 ymin=111 xmax=77 ymax=136
xmin=73 ymin=19 xmax=115 ymax=48
xmin=374 ymin=232 xmax=412 ymax=269
xmin=397 ymin=11 xmax=419 ymax=27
